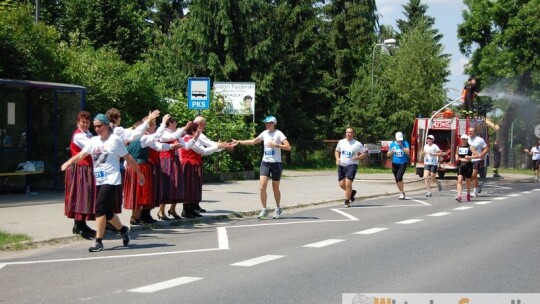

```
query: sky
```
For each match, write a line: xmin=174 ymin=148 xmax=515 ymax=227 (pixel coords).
xmin=376 ymin=0 xmax=469 ymax=99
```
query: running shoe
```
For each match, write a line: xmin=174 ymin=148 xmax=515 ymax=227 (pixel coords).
xmin=466 ymin=193 xmax=471 ymax=202
xmin=344 ymin=200 xmax=350 ymax=208
xmin=89 ymin=241 xmax=104 ymax=252
xmin=398 ymin=193 xmax=406 ymax=200
xmin=425 ymin=192 xmax=432 ymax=197
xmin=437 ymin=180 xmax=443 ymax=191
xmin=535 ymin=176 xmax=538 ymax=182
xmin=257 ymin=209 xmax=269 ymax=219
xmin=455 ymin=196 xmax=462 ymax=202
xmin=478 ymin=181 xmax=483 ymax=193
xmin=350 ymin=190 xmax=357 ymax=202
xmin=120 ymin=225 xmax=131 ymax=246
xmin=273 ymin=208 xmax=282 ymax=219
xmin=473 ymin=190 xmax=479 ymax=198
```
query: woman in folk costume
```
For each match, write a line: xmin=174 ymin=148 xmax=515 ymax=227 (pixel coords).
xmin=180 ymin=122 xmax=226 ymax=218
xmin=64 ymin=111 xmax=96 ymax=240
xmin=123 ymin=114 xmax=182 ymax=224
xmin=156 ymin=118 xmax=198 ymax=220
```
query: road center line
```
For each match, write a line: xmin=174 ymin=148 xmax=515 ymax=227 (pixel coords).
xmin=522 ymin=191 xmax=532 ymax=194
xmin=474 ymin=201 xmax=491 ymax=205
xmin=303 ymin=239 xmax=345 ymax=248
xmin=354 ymin=228 xmax=389 ymax=235
xmin=428 ymin=212 xmax=451 ymax=217
xmin=129 ymin=277 xmax=203 ymax=293
xmin=411 ymin=199 xmax=431 ymax=206
xmin=331 ymin=209 xmax=359 ymax=221
xmin=453 ymin=206 xmax=473 ymax=211
xmin=507 ymin=194 xmax=521 ymax=197
xmin=396 ymin=219 xmax=423 ymax=224
xmin=493 ymin=197 xmax=508 ymax=200
xmin=217 ymin=227 xmax=229 ymax=250
xmin=231 ymin=255 xmax=285 ymax=267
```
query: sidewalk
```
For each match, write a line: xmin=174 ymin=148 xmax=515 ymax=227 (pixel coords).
xmin=0 ymin=171 xmax=530 ymax=243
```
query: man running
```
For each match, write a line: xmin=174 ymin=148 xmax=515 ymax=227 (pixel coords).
xmin=335 ymin=127 xmax=367 ymax=207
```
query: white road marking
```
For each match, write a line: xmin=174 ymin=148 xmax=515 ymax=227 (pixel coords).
xmin=507 ymin=193 xmax=521 ymax=197
xmin=474 ymin=201 xmax=491 ymax=205
xmin=522 ymin=191 xmax=532 ymax=194
xmin=231 ymin=255 xmax=285 ymax=267
xmin=217 ymin=227 xmax=229 ymax=250
xmin=453 ymin=206 xmax=473 ymax=211
xmin=303 ymin=239 xmax=345 ymax=248
xmin=0 ymin=263 xmax=5 ymax=270
xmin=411 ymin=199 xmax=431 ymax=206
xmin=428 ymin=212 xmax=451 ymax=217
xmin=129 ymin=277 xmax=203 ymax=293
xmin=227 ymin=219 xmax=353 ymax=229
xmin=0 ymin=247 xmax=224 ymax=267
xmin=331 ymin=209 xmax=359 ymax=221
xmin=533 ymin=189 xmax=540 ymax=192
xmin=354 ymin=228 xmax=389 ymax=235
xmin=396 ymin=219 xmax=423 ymax=224
xmin=487 ymin=185 xmax=511 ymax=189
xmin=493 ymin=197 xmax=508 ymax=200
xmin=349 ymin=204 xmax=428 ymax=209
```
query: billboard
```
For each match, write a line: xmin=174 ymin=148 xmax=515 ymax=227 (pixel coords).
xmin=213 ymin=82 xmax=255 ymax=115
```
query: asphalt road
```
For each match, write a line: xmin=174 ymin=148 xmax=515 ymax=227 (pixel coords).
xmin=0 ymin=180 xmax=539 ymax=304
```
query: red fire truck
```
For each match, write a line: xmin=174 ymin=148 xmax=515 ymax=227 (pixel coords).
xmin=410 ymin=110 xmax=490 ymax=178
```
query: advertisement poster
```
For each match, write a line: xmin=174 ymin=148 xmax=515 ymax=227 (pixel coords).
xmin=213 ymin=82 xmax=255 ymax=116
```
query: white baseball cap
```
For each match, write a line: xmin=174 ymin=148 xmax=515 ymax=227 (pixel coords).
xmin=427 ymin=135 xmax=435 ymax=140
xmin=460 ymin=134 xmax=468 ymax=139
xmin=395 ymin=132 xmax=404 ymax=141
xmin=262 ymin=116 xmax=277 ymax=124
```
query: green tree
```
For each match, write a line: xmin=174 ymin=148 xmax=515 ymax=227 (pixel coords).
xmin=62 ymin=42 xmax=165 ymax=124
xmin=458 ymin=0 xmax=540 ymax=167
xmin=396 ymin=0 xmax=442 ymax=42
xmin=59 ymin=0 xmax=151 ymax=63
xmin=0 ymin=4 xmax=65 ymax=80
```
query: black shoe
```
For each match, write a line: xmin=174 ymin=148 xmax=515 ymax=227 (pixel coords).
xmin=130 ymin=217 xmax=142 ymax=225
xmin=120 ymin=226 xmax=131 ymax=246
xmin=191 ymin=210 xmax=203 ymax=217
xmin=195 ymin=207 xmax=207 ymax=213
xmin=168 ymin=210 xmax=182 ymax=219
xmin=72 ymin=225 xmax=80 ymax=234
xmin=350 ymin=190 xmax=357 ymax=203
xmin=181 ymin=210 xmax=195 ymax=219
xmin=80 ymin=229 xmax=96 ymax=240
xmin=89 ymin=241 xmax=104 ymax=252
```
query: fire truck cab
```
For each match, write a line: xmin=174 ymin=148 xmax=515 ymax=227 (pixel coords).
xmin=410 ymin=112 xmax=490 ymax=178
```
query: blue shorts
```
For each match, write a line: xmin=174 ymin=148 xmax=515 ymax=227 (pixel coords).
xmin=260 ymin=161 xmax=283 ymax=181
xmin=338 ymin=164 xmax=358 ymax=181
xmin=424 ymin=164 xmax=438 ymax=173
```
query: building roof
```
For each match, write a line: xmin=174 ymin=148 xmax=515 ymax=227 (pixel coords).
xmin=0 ymin=78 xmax=86 ymax=91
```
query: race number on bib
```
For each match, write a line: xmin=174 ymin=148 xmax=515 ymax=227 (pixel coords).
xmin=94 ymin=168 xmax=107 ymax=182
xmin=264 ymin=148 xmax=275 ymax=156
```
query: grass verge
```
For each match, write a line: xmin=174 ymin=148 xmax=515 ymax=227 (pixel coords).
xmin=0 ymin=229 xmax=33 ymax=251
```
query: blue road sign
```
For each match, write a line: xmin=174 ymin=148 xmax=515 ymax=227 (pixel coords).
xmin=187 ymin=78 xmax=211 ymax=110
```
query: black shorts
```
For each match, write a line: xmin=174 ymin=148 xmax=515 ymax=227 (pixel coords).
xmin=392 ymin=163 xmax=407 ymax=182
xmin=95 ymin=184 xmax=121 ymax=220
xmin=260 ymin=161 xmax=283 ymax=181
xmin=472 ymin=161 xmax=483 ymax=170
xmin=424 ymin=164 xmax=438 ymax=174
xmin=338 ymin=164 xmax=358 ymax=182
xmin=534 ymin=160 xmax=540 ymax=170
xmin=458 ymin=162 xmax=473 ymax=179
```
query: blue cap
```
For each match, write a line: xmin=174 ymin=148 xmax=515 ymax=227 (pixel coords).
xmin=94 ymin=113 xmax=110 ymax=125
xmin=262 ymin=116 xmax=277 ymax=124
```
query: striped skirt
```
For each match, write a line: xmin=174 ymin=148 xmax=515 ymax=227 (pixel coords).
xmin=156 ymin=157 xmax=183 ymax=204
xmin=64 ymin=163 xmax=96 ymax=220
xmin=182 ymin=162 xmax=203 ymax=204
xmin=123 ymin=162 xmax=153 ymax=210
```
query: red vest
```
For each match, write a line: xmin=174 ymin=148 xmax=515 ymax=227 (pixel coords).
xmin=70 ymin=128 xmax=93 ymax=166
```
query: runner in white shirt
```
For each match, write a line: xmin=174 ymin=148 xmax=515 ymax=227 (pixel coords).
xmin=467 ymin=127 xmax=489 ymax=197
xmin=335 ymin=127 xmax=367 ymax=207
xmin=422 ymin=134 xmax=444 ymax=197
xmin=233 ymin=116 xmax=291 ymax=219
xmin=61 ymin=114 xmax=144 ymax=252
xmin=524 ymin=139 xmax=540 ymax=182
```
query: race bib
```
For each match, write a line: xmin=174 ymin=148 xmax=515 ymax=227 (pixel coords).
xmin=425 ymin=155 xmax=435 ymax=163
xmin=264 ymin=148 xmax=275 ymax=156
xmin=458 ymin=147 xmax=469 ymax=155
xmin=395 ymin=150 xmax=404 ymax=157
xmin=94 ymin=168 xmax=107 ymax=182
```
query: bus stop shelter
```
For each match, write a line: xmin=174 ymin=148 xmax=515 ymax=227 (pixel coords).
xmin=0 ymin=79 xmax=86 ymax=192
